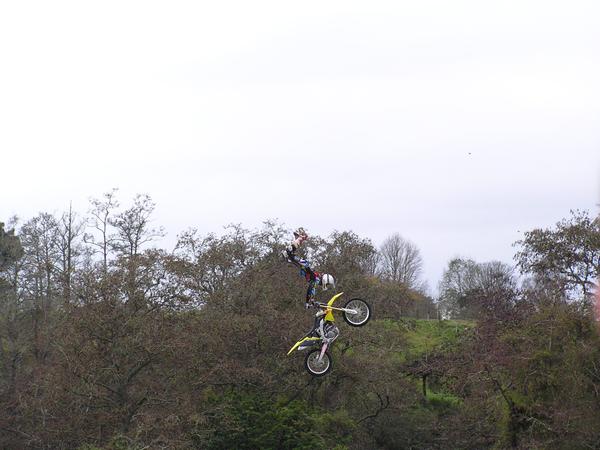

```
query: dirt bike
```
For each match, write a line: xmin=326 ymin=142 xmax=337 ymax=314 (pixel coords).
xmin=287 ymin=292 xmax=371 ymax=376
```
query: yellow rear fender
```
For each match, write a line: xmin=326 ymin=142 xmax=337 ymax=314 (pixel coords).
xmin=287 ymin=336 xmax=321 ymax=355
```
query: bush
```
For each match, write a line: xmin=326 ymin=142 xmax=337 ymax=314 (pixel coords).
xmin=193 ymin=391 xmax=354 ymax=450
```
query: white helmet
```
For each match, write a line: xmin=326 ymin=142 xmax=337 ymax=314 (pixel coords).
xmin=320 ymin=273 xmax=335 ymax=291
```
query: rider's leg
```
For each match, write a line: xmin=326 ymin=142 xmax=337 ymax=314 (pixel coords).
xmin=285 ymin=255 xmax=317 ymax=308
xmin=305 ymin=279 xmax=317 ymax=308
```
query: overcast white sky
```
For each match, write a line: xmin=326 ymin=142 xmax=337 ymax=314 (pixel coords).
xmin=1 ymin=0 xmax=599 ymax=292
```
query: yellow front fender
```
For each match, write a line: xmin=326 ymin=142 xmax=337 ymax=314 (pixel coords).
xmin=325 ymin=292 xmax=344 ymax=322
xmin=327 ymin=292 xmax=344 ymax=307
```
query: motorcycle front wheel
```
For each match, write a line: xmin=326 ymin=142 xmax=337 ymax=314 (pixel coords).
xmin=304 ymin=349 xmax=332 ymax=377
xmin=342 ymin=298 xmax=371 ymax=327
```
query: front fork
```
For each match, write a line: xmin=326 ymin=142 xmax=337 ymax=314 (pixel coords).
xmin=314 ymin=310 xmax=338 ymax=362
xmin=318 ymin=342 xmax=328 ymax=362
xmin=317 ymin=321 xmax=337 ymax=362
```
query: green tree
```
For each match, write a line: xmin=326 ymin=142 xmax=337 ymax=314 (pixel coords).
xmin=0 ymin=222 xmax=23 ymax=270
xmin=515 ymin=209 xmax=600 ymax=300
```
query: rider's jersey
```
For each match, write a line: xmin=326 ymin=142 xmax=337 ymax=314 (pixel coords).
xmin=298 ymin=259 xmax=321 ymax=282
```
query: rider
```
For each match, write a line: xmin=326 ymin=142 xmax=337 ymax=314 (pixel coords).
xmin=283 ymin=227 xmax=336 ymax=309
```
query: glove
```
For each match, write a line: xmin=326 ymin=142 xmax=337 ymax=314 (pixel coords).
xmin=281 ymin=246 xmax=295 ymax=262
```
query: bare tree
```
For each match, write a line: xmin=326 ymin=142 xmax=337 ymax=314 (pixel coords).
xmin=110 ymin=194 xmax=165 ymax=258
xmin=108 ymin=194 xmax=165 ymax=305
xmin=17 ymin=213 xmax=61 ymax=364
xmin=84 ymin=189 xmax=120 ymax=273
xmin=19 ymin=213 xmax=60 ymax=312
xmin=54 ymin=204 xmax=86 ymax=303
xmin=438 ymin=258 xmax=517 ymax=319
xmin=379 ymin=233 xmax=424 ymax=290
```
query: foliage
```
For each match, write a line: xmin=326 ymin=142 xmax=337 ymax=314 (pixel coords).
xmin=195 ymin=392 xmax=353 ymax=450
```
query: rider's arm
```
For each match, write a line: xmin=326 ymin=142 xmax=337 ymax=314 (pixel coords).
xmin=285 ymin=231 xmax=308 ymax=261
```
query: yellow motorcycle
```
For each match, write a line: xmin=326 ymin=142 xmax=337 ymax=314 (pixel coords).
xmin=287 ymin=293 xmax=371 ymax=376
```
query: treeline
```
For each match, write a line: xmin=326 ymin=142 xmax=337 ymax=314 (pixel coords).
xmin=0 ymin=190 xmax=431 ymax=449
xmin=1 ymin=192 xmax=599 ymax=449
